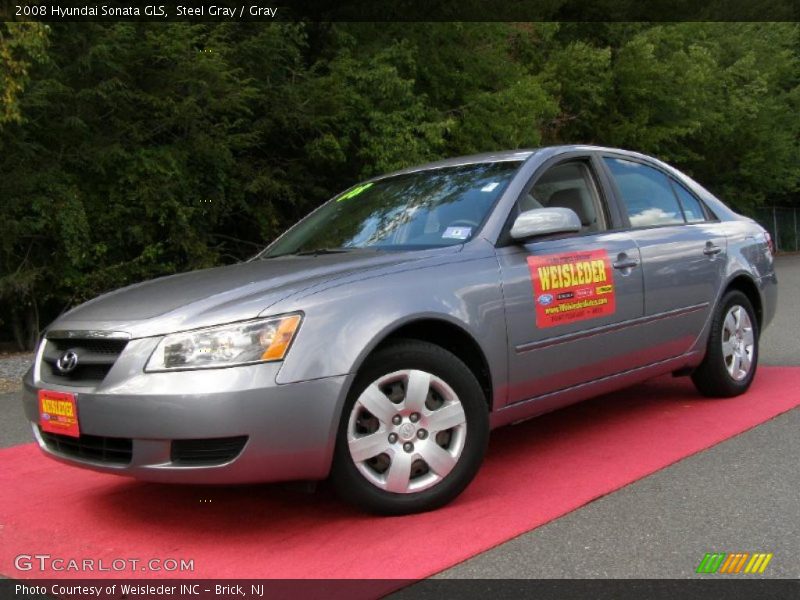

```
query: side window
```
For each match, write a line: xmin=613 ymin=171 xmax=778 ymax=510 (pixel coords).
xmin=670 ymin=179 xmax=707 ymax=223
xmin=522 ymin=161 xmax=606 ymax=233
xmin=604 ymin=158 xmax=684 ymax=228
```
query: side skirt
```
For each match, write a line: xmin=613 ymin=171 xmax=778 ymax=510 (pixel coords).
xmin=489 ymin=351 xmax=703 ymax=430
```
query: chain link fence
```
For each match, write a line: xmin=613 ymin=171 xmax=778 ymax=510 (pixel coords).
xmin=754 ymin=206 xmax=799 ymax=253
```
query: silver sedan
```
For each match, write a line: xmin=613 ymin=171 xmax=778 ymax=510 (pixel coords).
xmin=23 ymin=145 xmax=777 ymax=514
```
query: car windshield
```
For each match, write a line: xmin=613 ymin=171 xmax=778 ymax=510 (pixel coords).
xmin=262 ymin=161 xmax=522 ymax=257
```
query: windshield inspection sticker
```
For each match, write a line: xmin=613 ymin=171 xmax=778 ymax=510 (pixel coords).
xmin=528 ymin=249 xmax=615 ymax=327
xmin=442 ymin=226 xmax=472 ymax=240
xmin=481 ymin=182 xmax=500 ymax=192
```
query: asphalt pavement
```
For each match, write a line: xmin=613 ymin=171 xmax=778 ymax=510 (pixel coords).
xmin=0 ymin=255 xmax=798 ymax=579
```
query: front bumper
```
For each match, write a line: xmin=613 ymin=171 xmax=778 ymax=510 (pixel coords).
xmin=22 ymin=337 xmax=351 ymax=483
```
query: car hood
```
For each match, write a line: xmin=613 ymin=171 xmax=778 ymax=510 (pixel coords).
xmin=48 ymin=250 xmax=446 ymax=338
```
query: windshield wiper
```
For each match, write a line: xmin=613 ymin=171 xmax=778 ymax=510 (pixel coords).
xmin=263 ymin=247 xmax=357 ymax=259
xmin=294 ymin=248 xmax=356 ymax=256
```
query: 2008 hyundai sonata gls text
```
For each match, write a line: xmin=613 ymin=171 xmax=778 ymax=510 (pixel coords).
xmin=23 ymin=145 xmax=776 ymax=514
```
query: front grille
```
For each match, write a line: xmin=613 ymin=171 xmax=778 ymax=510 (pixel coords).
xmin=40 ymin=337 xmax=128 ymax=386
xmin=171 ymin=436 xmax=248 ymax=466
xmin=40 ymin=429 xmax=133 ymax=465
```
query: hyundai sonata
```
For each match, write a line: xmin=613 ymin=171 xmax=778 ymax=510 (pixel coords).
xmin=23 ymin=145 xmax=776 ymax=514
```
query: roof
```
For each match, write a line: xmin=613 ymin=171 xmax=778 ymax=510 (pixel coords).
xmin=375 ymin=149 xmax=538 ymax=179
xmin=374 ymin=145 xmax=663 ymax=181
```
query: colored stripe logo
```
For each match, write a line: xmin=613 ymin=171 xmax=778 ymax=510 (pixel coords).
xmin=696 ymin=552 xmax=773 ymax=574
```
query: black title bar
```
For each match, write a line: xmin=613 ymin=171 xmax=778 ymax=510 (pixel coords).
xmin=1 ymin=0 xmax=799 ymax=22
xmin=4 ymin=579 xmax=800 ymax=600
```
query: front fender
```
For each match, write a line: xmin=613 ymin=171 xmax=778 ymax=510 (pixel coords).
xmin=272 ymin=255 xmax=508 ymax=397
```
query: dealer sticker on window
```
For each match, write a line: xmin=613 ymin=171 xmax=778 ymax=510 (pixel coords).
xmin=527 ymin=249 xmax=616 ymax=327
xmin=442 ymin=226 xmax=472 ymax=240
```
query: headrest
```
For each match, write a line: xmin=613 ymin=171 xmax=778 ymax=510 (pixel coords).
xmin=548 ymin=188 xmax=592 ymax=226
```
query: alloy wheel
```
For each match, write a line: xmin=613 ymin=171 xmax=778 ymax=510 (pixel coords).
xmin=721 ymin=304 xmax=755 ymax=381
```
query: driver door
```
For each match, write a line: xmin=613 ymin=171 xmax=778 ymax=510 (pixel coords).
xmin=497 ymin=156 xmax=648 ymax=404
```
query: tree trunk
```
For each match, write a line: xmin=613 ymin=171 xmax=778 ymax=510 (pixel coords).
xmin=11 ymin=300 xmax=39 ymax=351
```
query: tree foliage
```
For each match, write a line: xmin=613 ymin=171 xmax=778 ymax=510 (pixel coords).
xmin=1 ymin=22 xmax=798 ymax=347
xmin=0 ymin=22 xmax=49 ymax=125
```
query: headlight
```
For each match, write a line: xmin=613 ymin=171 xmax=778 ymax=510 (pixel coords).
xmin=145 ymin=314 xmax=302 ymax=372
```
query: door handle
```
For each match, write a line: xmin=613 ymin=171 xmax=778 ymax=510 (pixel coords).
xmin=703 ymin=243 xmax=722 ymax=256
xmin=612 ymin=256 xmax=639 ymax=270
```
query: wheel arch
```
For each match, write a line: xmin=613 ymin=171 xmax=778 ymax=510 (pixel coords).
xmin=353 ymin=316 xmax=495 ymax=410
xmin=725 ymin=273 xmax=763 ymax=332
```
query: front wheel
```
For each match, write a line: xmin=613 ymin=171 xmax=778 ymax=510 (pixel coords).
xmin=331 ymin=340 xmax=489 ymax=515
xmin=692 ymin=290 xmax=759 ymax=397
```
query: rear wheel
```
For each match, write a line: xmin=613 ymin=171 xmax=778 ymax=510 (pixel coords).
xmin=692 ymin=290 xmax=759 ymax=397
xmin=331 ymin=339 xmax=489 ymax=515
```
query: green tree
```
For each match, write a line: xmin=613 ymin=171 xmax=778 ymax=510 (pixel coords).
xmin=0 ymin=22 xmax=49 ymax=125
xmin=1 ymin=22 xmax=798 ymax=349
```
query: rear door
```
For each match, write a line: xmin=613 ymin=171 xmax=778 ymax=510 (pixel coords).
xmin=497 ymin=154 xmax=650 ymax=404
xmin=600 ymin=155 xmax=727 ymax=362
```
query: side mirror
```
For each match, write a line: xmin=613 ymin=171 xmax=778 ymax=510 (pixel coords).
xmin=510 ymin=207 xmax=582 ymax=241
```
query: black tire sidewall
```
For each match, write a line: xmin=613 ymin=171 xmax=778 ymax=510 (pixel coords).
xmin=692 ymin=290 xmax=759 ymax=397
xmin=331 ymin=339 xmax=489 ymax=515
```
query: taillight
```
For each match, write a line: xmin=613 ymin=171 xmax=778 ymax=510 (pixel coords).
xmin=763 ymin=231 xmax=774 ymax=254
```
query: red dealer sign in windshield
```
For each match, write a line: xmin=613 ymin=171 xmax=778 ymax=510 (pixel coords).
xmin=527 ymin=249 xmax=616 ymax=328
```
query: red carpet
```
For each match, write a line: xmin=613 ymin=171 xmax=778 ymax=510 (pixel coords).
xmin=2 ymin=366 xmax=799 ymax=581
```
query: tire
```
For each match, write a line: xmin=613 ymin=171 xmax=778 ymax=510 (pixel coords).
xmin=691 ymin=290 xmax=759 ymax=397
xmin=331 ymin=339 xmax=489 ymax=515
